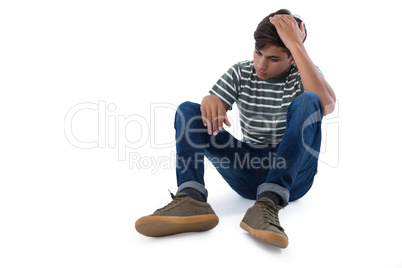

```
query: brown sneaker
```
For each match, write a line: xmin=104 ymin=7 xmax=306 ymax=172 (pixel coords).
xmin=135 ymin=192 xmax=219 ymax=237
xmin=240 ymin=197 xmax=289 ymax=248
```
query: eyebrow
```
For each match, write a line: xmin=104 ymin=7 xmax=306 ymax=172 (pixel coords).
xmin=255 ymin=48 xmax=283 ymax=59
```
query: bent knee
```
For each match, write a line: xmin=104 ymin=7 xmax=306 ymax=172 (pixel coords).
xmin=177 ymin=101 xmax=201 ymax=114
xmin=296 ymin=92 xmax=320 ymax=103
xmin=289 ymin=92 xmax=323 ymax=114
xmin=175 ymin=102 xmax=202 ymax=128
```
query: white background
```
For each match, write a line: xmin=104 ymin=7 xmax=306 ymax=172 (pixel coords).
xmin=1 ymin=0 xmax=401 ymax=267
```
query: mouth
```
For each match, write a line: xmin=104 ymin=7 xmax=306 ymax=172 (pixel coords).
xmin=256 ymin=70 xmax=266 ymax=76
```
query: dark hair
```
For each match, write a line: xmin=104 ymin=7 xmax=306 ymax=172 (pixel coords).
xmin=254 ymin=9 xmax=307 ymax=57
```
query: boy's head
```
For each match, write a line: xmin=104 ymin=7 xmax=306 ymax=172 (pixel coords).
xmin=254 ymin=9 xmax=307 ymax=57
xmin=253 ymin=9 xmax=307 ymax=79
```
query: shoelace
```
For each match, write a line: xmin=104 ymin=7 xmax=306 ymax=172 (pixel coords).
xmin=155 ymin=192 xmax=187 ymax=213
xmin=257 ymin=198 xmax=284 ymax=231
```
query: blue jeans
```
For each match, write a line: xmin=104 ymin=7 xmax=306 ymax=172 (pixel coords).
xmin=174 ymin=92 xmax=323 ymax=207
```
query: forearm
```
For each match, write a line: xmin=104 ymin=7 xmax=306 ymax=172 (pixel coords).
xmin=290 ymin=44 xmax=336 ymax=115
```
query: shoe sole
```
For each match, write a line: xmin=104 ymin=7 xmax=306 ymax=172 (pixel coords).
xmin=240 ymin=221 xmax=289 ymax=249
xmin=135 ymin=215 xmax=219 ymax=237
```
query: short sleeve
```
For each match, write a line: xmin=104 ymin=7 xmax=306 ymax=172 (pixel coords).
xmin=209 ymin=63 xmax=241 ymax=110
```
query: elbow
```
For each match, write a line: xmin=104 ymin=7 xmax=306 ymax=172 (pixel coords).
xmin=322 ymin=87 xmax=336 ymax=116
xmin=323 ymin=98 xmax=336 ymax=116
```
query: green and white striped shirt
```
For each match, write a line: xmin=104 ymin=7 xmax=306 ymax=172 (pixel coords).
xmin=210 ymin=60 xmax=322 ymax=145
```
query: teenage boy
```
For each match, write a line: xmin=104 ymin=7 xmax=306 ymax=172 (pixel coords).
xmin=135 ymin=9 xmax=336 ymax=249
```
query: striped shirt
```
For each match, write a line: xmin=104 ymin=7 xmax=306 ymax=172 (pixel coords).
xmin=210 ymin=60 xmax=322 ymax=145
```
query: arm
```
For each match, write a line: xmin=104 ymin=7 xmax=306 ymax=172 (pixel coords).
xmin=202 ymin=63 xmax=240 ymax=135
xmin=270 ymin=15 xmax=336 ymax=115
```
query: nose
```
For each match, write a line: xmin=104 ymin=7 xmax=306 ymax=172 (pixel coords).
xmin=258 ymin=59 xmax=268 ymax=71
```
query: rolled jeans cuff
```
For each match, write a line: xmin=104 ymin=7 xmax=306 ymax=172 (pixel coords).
xmin=177 ymin=181 xmax=208 ymax=200
xmin=257 ymin=183 xmax=290 ymax=207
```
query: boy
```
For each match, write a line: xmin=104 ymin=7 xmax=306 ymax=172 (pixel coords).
xmin=135 ymin=9 xmax=336 ymax=249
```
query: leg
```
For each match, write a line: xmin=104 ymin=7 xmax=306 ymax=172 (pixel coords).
xmin=257 ymin=92 xmax=323 ymax=207
xmin=136 ymin=101 xmax=222 ymax=237
xmin=175 ymin=101 xmax=246 ymax=200
xmin=241 ymin=92 xmax=323 ymax=248
xmin=174 ymin=101 xmax=209 ymax=198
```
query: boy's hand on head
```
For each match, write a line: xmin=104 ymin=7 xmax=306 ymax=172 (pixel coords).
xmin=200 ymin=95 xmax=231 ymax=136
xmin=269 ymin=15 xmax=306 ymax=51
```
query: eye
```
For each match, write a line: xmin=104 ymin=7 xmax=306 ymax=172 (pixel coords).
xmin=255 ymin=49 xmax=262 ymax=56
xmin=271 ymin=59 xmax=279 ymax=62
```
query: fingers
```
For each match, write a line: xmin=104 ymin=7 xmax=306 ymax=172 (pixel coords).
xmin=211 ymin=106 xmax=218 ymax=135
xmin=200 ymin=105 xmax=207 ymax=127
xmin=200 ymin=95 xmax=231 ymax=136
xmin=269 ymin=14 xmax=305 ymax=47
xmin=270 ymin=14 xmax=296 ymax=27
xmin=224 ymin=115 xmax=232 ymax=127
xmin=200 ymin=105 xmax=213 ymax=135
xmin=200 ymin=106 xmax=229 ymax=135
xmin=269 ymin=16 xmax=281 ymax=28
xmin=217 ymin=107 xmax=225 ymax=131
xmin=200 ymin=105 xmax=216 ymax=135
xmin=206 ymin=108 xmax=213 ymax=135
xmin=300 ymin=21 xmax=306 ymax=36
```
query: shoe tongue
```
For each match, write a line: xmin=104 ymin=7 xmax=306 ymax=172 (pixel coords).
xmin=257 ymin=197 xmax=275 ymax=206
xmin=257 ymin=197 xmax=282 ymax=210
xmin=258 ymin=198 xmax=283 ymax=231
xmin=171 ymin=192 xmax=188 ymax=199
xmin=168 ymin=190 xmax=187 ymax=199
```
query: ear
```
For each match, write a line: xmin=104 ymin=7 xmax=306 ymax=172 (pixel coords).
xmin=289 ymin=55 xmax=295 ymax=65
xmin=300 ymin=21 xmax=306 ymax=42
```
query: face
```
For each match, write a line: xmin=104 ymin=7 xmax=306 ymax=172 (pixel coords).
xmin=253 ymin=45 xmax=294 ymax=79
